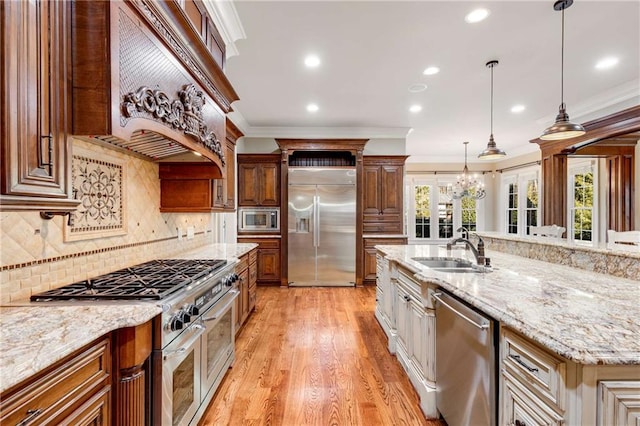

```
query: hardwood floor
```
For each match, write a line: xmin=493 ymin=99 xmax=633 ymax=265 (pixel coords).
xmin=199 ymin=286 xmax=444 ymax=426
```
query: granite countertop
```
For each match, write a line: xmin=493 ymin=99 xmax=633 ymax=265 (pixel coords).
xmin=0 ymin=303 xmax=161 ymax=394
xmin=477 ymin=231 xmax=640 ymax=259
xmin=0 ymin=243 xmax=258 ymax=394
xmin=376 ymin=244 xmax=640 ymax=365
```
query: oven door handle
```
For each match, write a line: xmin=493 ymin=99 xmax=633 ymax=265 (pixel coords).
xmin=202 ymin=289 xmax=239 ymax=322
xmin=163 ymin=323 xmax=205 ymax=360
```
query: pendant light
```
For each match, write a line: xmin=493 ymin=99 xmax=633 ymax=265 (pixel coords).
xmin=478 ymin=60 xmax=507 ymax=160
xmin=540 ymin=0 xmax=585 ymax=140
xmin=449 ymin=142 xmax=486 ymax=200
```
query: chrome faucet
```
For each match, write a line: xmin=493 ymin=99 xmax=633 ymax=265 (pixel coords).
xmin=447 ymin=231 xmax=487 ymax=266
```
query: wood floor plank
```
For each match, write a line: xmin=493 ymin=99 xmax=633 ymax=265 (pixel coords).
xmin=199 ymin=286 xmax=444 ymax=426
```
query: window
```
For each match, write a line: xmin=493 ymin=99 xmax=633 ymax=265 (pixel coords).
xmin=415 ymin=185 xmax=431 ymax=238
xmin=506 ymin=182 xmax=518 ymax=234
xmin=461 ymin=190 xmax=478 ymax=232
xmin=570 ymin=167 xmax=595 ymax=243
xmin=500 ymin=169 xmax=540 ymax=236
xmin=438 ymin=186 xmax=454 ymax=239
xmin=524 ymin=178 xmax=539 ymax=235
xmin=408 ymin=177 xmax=484 ymax=242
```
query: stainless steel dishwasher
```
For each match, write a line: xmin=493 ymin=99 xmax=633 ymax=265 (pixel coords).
xmin=432 ymin=291 xmax=498 ymax=426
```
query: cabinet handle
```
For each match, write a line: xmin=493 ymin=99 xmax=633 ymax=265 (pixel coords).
xmin=509 ymin=354 xmax=539 ymax=374
xmin=17 ymin=409 xmax=42 ymax=426
xmin=38 ymin=134 xmax=53 ymax=174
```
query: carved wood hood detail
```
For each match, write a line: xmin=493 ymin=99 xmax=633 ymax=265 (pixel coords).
xmin=70 ymin=0 xmax=238 ymax=170
xmin=122 ymin=84 xmax=225 ymax=164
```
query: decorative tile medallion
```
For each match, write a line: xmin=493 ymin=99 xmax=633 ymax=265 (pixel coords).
xmin=65 ymin=148 xmax=127 ymax=241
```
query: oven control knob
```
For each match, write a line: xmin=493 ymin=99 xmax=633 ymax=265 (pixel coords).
xmin=185 ymin=304 xmax=199 ymax=316
xmin=180 ymin=310 xmax=192 ymax=324
xmin=169 ymin=315 xmax=184 ymax=331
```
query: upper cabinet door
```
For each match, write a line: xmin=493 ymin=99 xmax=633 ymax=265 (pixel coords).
xmin=238 ymin=163 xmax=260 ymax=206
xmin=0 ymin=0 xmax=78 ymax=212
xmin=237 ymin=155 xmax=281 ymax=207
xmin=259 ymin=163 xmax=280 ymax=206
xmin=363 ymin=165 xmax=382 ymax=216
xmin=380 ymin=164 xmax=403 ymax=215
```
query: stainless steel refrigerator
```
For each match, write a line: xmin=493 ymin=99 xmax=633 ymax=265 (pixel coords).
xmin=288 ymin=168 xmax=356 ymax=286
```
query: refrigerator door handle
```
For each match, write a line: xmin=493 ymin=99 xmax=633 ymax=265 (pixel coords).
xmin=314 ymin=195 xmax=320 ymax=247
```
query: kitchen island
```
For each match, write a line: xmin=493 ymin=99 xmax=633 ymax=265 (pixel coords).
xmin=375 ymin=243 xmax=640 ymax=425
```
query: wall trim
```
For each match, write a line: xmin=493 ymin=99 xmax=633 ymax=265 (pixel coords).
xmin=0 ymin=231 xmax=205 ymax=271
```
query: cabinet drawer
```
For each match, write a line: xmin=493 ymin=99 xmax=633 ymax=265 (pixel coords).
xmin=235 ymin=254 xmax=249 ymax=274
xmin=363 ymin=213 xmax=401 ymax=223
xmin=249 ymin=249 xmax=258 ymax=265
xmin=502 ymin=328 xmax=566 ymax=411
xmin=502 ymin=369 xmax=564 ymax=426
xmin=1 ymin=338 xmax=110 ymax=425
xmin=363 ymin=222 xmax=403 ymax=233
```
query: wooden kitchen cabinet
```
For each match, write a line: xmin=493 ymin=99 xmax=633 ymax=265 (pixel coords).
xmin=0 ymin=337 xmax=111 ymax=425
xmin=223 ymin=119 xmax=243 ymax=210
xmin=0 ymin=0 xmax=79 ymax=212
xmin=363 ymin=237 xmax=407 ymax=285
xmin=248 ymin=249 xmax=258 ymax=312
xmin=159 ymin=162 xmax=223 ymax=212
xmin=234 ymin=248 xmax=258 ymax=334
xmin=237 ymin=154 xmax=281 ymax=207
xmin=237 ymin=238 xmax=281 ymax=285
xmin=362 ymin=156 xmax=407 ymax=234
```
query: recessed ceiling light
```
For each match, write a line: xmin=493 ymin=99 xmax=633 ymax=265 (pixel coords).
xmin=408 ymin=83 xmax=427 ymax=93
xmin=306 ymin=103 xmax=319 ymax=112
xmin=423 ymin=66 xmax=440 ymax=76
xmin=304 ymin=55 xmax=320 ymax=68
xmin=595 ymin=57 xmax=619 ymax=70
xmin=511 ymin=105 xmax=526 ymax=113
xmin=465 ymin=8 xmax=490 ymax=23
xmin=409 ymin=105 xmax=422 ymax=113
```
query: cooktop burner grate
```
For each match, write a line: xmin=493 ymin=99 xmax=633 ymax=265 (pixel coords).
xmin=30 ymin=259 xmax=227 ymax=301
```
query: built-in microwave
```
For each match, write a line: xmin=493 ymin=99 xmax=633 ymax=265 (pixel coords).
xmin=238 ymin=207 xmax=280 ymax=232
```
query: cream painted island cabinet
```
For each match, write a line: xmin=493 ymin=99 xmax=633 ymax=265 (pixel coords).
xmin=375 ymin=244 xmax=640 ymax=426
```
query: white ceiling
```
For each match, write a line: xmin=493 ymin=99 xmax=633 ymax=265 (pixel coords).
xmin=223 ymin=1 xmax=640 ymax=163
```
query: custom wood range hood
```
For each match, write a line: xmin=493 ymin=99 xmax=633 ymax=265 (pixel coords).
xmin=70 ymin=0 xmax=238 ymax=174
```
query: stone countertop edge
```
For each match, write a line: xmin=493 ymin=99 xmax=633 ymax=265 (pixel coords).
xmin=477 ymin=231 xmax=640 ymax=259
xmin=0 ymin=243 xmax=259 ymax=394
xmin=375 ymin=244 xmax=640 ymax=366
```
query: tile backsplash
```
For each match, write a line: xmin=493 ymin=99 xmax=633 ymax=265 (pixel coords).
xmin=0 ymin=138 xmax=229 ymax=304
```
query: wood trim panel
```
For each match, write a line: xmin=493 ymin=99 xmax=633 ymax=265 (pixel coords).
xmin=273 ymin=140 xmax=368 ymax=287
xmin=113 ymin=321 xmax=152 ymax=426
xmin=532 ymin=105 xmax=639 ymax=229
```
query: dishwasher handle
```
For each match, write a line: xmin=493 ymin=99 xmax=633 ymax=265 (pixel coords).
xmin=432 ymin=292 xmax=489 ymax=331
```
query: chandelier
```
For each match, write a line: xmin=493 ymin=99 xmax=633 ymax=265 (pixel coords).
xmin=449 ymin=142 xmax=486 ymax=200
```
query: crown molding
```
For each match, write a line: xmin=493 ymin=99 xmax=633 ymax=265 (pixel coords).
xmin=241 ymin=125 xmax=411 ymax=139
xmin=202 ymin=0 xmax=246 ymax=59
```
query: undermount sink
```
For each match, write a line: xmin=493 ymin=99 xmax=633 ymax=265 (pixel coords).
xmin=411 ymin=257 xmax=490 ymax=273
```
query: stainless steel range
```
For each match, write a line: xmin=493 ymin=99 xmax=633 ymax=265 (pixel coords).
xmin=30 ymin=258 xmax=239 ymax=426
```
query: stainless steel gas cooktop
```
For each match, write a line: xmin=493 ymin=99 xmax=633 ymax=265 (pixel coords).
xmin=30 ymin=259 xmax=228 ymax=301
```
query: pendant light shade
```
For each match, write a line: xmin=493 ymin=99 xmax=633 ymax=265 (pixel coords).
xmin=478 ymin=60 xmax=506 ymax=160
xmin=540 ymin=0 xmax=585 ymax=141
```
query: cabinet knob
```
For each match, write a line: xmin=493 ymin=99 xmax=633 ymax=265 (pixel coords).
xmin=403 ymin=295 xmax=411 ymax=302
